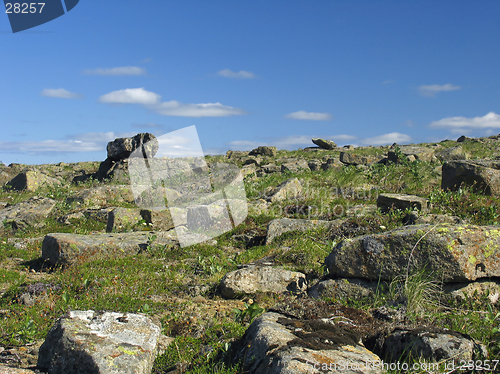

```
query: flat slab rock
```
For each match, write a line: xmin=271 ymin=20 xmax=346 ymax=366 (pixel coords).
xmin=326 ymin=223 xmax=500 ymax=282
xmin=232 ymin=312 xmax=382 ymax=374
xmin=41 ymin=230 xmax=213 ymax=266
xmin=0 ymin=196 xmax=56 ymax=229
xmin=377 ymin=193 xmax=429 ymax=213
xmin=37 ymin=310 xmax=161 ymax=374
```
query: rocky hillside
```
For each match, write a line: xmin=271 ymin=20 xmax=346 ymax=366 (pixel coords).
xmin=0 ymin=134 xmax=499 ymax=373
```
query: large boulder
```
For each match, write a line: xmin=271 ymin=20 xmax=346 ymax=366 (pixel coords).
xmin=6 ymin=170 xmax=61 ymax=191
xmin=312 ymin=138 xmax=337 ymax=150
xmin=325 ymin=223 xmax=500 ymax=282
xmin=107 ymin=133 xmax=158 ymax=161
xmin=377 ymin=193 xmax=429 ymax=213
xmin=37 ymin=310 xmax=162 ymax=374
xmin=442 ymin=160 xmax=500 ymax=196
xmin=0 ymin=196 xmax=56 ymax=230
xmin=220 ymin=266 xmax=307 ymax=298
xmin=249 ymin=146 xmax=277 ymax=157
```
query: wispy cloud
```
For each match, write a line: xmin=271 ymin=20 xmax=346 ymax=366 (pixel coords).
xmin=99 ymin=88 xmax=161 ymax=105
xmin=429 ymin=112 xmax=500 ymax=130
xmin=284 ymin=111 xmax=333 ymax=121
xmin=361 ymin=132 xmax=412 ymax=146
xmin=99 ymin=87 xmax=247 ymax=117
xmin=40 ymin=88 xmax=82 ymax=99
xmin=83 ymin=66 xmax=147 ymax=76
xmin=218 ymin=69 xmax=256 ymax=79
xmin=418 ymin=83 xmax=461 ymax=97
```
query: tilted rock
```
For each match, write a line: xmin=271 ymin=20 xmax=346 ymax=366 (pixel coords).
xmin=6 ymin=170 xmax=61 ymax=191
xmin=0 ymin=196 xmax=56 ymax=230
xmin=220 ymin=266 xmax=307 ymax=298
xmin=442 ymin=160 xmax=500 ymax=196
xmin=435 ymin=145 xmax=469 ymax=161
xmin=372 ymin=327 xmax=487 ymax=364
xmin=38 ymin=310 xmax=162 ymax=374
xmin=339 ymin=152 xmax=382 ymax=166
xmin=325 ymin=223 xmax=500 ymax=282
xmin=249 ymin=146 xmax=277 ymax=157
xmin=377 ymin=193 xmax=429 ymax=213
xmin=231 ymin=312 xmax=382 ymax=373
xmin=107 ymin=133 xmax=158 ymax=161
xmin=265 ymin=178 xmax=302 ymax=202
xmin=266 ymin=218 xmax=341 ymax=244
xmin=312 ymin=138 xmax=337 ymax=150
xmin=67 ymin=186 xmax=135 ymax=208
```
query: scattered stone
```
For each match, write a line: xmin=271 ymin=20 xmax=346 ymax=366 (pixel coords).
xmin=38 ymin=310 xmax=162 ymax=374
xmin=0 ymin=196 xmax=56 ymax=230
xmin=58 ymin=208 xmax=115 ymax=225
xmin=442 ymin=160 xmax=500 ymax=196
xmin=307 ymin=160 xmax=322 ymax=171
xmin=377 ymin=193 xmax=429 ymax=213
xmin=242 ymin=157 xmax=261 ymax=166
xmin=325 ymin=223 xmax=500 ymax=282
xmin=435 ymin=145 xmax=469 ymax=161
xmin=444 ymin=280 xmax=500 ymax=304
xmin=6 ymin=170 xmax=61 ymax=191
xmin=312 ymin=138 xmax=337 ymax=150
xmin=67 ymin=186 xmax=135 ymax=208
xmin=339 ymin=152 xmax=382 ymax=166
xmin=249 ymin=146 xmax=277 ymax=157
xmin=220 ymin=266 xmax=307 ymax=298
xmin=0 ymin=365 xmax=37 ymax=373
xmin=388 ymin=146 xmax=434 ymax=163
xmin=260 ymin=163 xmax=279 ymax=174
xmin=226 ymin=150 xmax=248 ymax=159
xmin=107 ymin=133 xmax=158 ymax=161
xmin=231 ymin=312 xmax=382 ymax=373
xmin=265 ymin=178 xmax=302 ymax=202
xmin=403 ymin=212 xmax=465 ymax=225
xmin=240 ymin=163 xmax=257 ymax=178
xmin=309 ymin=278 xmax=380 ymax=300
xmin=266 ymin=218 xmax=340 ymax=244
xmin=106 ymin=207 xmax=145 ymax=232
xmin=457 ymin=135 xmax=473 ymax=142
xmin=280 ymin=159 xmax=309 ymax=173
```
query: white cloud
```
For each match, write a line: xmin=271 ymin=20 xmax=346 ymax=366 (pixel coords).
xmin=218 ymin=69 xmax=256 ymax=79
xmin=153 ymin=101 xmax=246 ymax=117
xmin=429 ymin=112 xmax=500 ymax=130
xmin=83 ymin=66 xmax=147 ymax=76
xmin=361 ymin=132 xmax=412 ymax=146
xmin=99 ymin=88 xmax=161 ymax=105
xmin=418 ymin=84 xmax=461 ymax=97
xmin=40 ymin=88 xmax=82 ymax=99
xmin=284 ymin=111 xmax=333 ymax=121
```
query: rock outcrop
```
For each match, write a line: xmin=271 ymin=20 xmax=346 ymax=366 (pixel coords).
xmin=0 ymin=196 xmax=56 ymax=230
xmin=6 ymin=170 xmax=61 ymax=191
xmin=442 ymin=160 xmax=500 ymax=196
xmin=312 ymin=138 xmax=337 ymax=150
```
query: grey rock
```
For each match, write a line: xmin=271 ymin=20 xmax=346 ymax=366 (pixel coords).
xmin=67 ymin=186 xmax=135 ymax=209
xmin=38 ymin=310 xmax=161 ymax=374
xmin=339 ymin=152 xmax=382 ymax=166
xmin=266 ymin=218 xmax=341 ymax=244
xmin=309 ymin=278 xmax=380 ymax=300
xmin=220 ymin=266 xmax=306 ymax=298
xmin=0 ymin=365 xmax=38 ymax=373
xmin=233 ymin=312 xmax=382 ymax=373
xmin=377 ymin=193 xmax=429 ymax=213
xmin=312 ymin=138 xmax=337 ymax=150
xmin=249 ymin=146 xmax=277 ymax=157
xmin=326 ymin=223 xmax=500 ymax=282
xmin=444 ymin=280 xmax=500 ymax=304
xmin=307 ymin=160 xmax=322 ymax=171
xmin=106 ymin=207 xmax=144 ymax=232
xmin=280 ymin=159 xmax=310 ymax=173
xmin=388 ymin=146 xmax=434 ymax=163
xmin=0 ymin=196 xmax=56 ymax=230
xmin=442 ymin=160 xmax=500 ymax=196
xmin=6 ymin=170 xmax=61 ymax=191
xmin=435 ymin=146 xmax=469 ymax=161
xmin=265 ymin=178 xmax=302 ymax=202
xmin=107 ymin=133 xmax=158 ymax=161
xmin=59 ymin=208 xmax=115 ymax=225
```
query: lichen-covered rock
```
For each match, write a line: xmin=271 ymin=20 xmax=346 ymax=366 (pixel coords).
xmin=309 ymin=278 xmax=379 ymax=300
xmin=442 ymin=160 xmax=500 ymax=196
xmin=266 ymin=218 xmax=341 ymax=244
xmin=6 ymin=170 xmax=61 ymax=191
xmin=37 ymin=310 xmax=162 ymax=374
xmin=280 ymin=159 xmax=310 ymax=173
xmin=388 ymin=146 xmax=434 ymax=163
xmin=220 ymin=266 xmax=307 ymax=298
xmin=312 ymin=138 xmax=337 ymax=150
xmin=0 ymin=196 xmax=56 ymax=230
xmin=435 ymin=145 xmax=469 ymax=161
xmin=106 ymin=207 xmax=144 ymax=232
xmin=232 ymin=312 xmax=382 ymax=374
xmin=249 ymin=146 xmax=277 ymax=157
xmin=66 ymin=186 xmax=135 ymax=209
xmin=325 ymin=223 xmax=500 ymax=282
xmin=107 ymin=133 xmax=159 ymax=161
xmin=265 ymin=178 xmax=302 ymax=202
xmin=377 ymin=193 xmax=429 ymax=213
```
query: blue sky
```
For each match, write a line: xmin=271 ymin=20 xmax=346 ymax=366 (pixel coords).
xmin=1 ymin=1 xmax=500 ymax=165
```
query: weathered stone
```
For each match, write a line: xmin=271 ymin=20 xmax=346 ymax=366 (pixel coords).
xmin=457 ymin=135 xmax=473 ymax=142
xmin=339 ymin=152 xmax=382 ymax=166
xmin=404 ymin=212 xmax=465 ymax=226
xmin=59 ymin=208 xmax=115 ymax=225
xmin=240 ymin=163 xmax=257 ymax=178
xmin=388 ymin=145 xmax=434 ymax=163
xmin=307 ymin=160 xmax=322 ymax=171
xmin=38 ymin=310 xmax=162 ymax=374
xmin=309 ymin=278 xmax=379 ymax=300
xmin=260 ymin=163 xmax=279 ymax=174
xmin=6 ymin=170 xmax=61 ymax=191
xmin=232 ymin=312 xmax=382 ymax=373
xmin=226 ymin=150 xmax=249 ymax=159
xmin=141 ymin=208 xmax=182 ymax=231
xmin=377 ymin=193 xmax=429 ymax=213
xmin=106 ymin=207 xmax=144 ymax=232
xmin=442 ymin=160 xmax=500 ymax=196
xmin=374 ymin=327 xmax=487 ymax=364
xmin=266 ymin=218 xmax=341 ymax=244
xmin=444 ymin=280 xmax=500 ymax=304
xmin=312 ymin=138 xmax=337 ymax=150
xmin=242 ymin=157 xmax=261 ymax=166
xmin=107 ymin=133 xmax=158 ymax=161
xmin=265 ymin=178 xmax=302 ymax=202
xmin=249 ymin=146 xmax=277 ymax=157
xmin=67 ymin=186 xmax=135 ymax=208
xmin=435 ymin=146 xmax=468 ymax=161
xmin=41 ymin=231 xmax=181 ymax=265
xmin=0 ymin=196 xmax=56 ymax=230
xmin=0 ymin=365 xmax=37 ymax=373
xmin=220 ymin=266 xmax=306 ymax=298
xmin=325 ymin=223 xmax=500 ymax=282
xmin=280 ymin=159 xmax=310 ymax=173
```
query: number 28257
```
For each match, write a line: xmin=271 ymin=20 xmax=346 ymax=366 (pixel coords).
xmin=5 ymin=3 xmax=45 ymax=14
